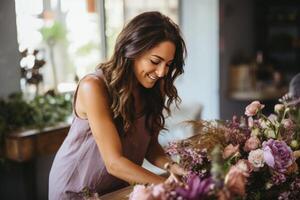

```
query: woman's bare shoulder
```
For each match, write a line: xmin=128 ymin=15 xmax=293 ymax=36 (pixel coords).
xmin=79 ymin=75 xmax=109 ymax=96
xmin=76 ymin=75 xmax=110 ymax=118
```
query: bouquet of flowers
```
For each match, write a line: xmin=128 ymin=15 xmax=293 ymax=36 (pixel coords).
xmin=129 ymin=96 xmax=300 ymax=200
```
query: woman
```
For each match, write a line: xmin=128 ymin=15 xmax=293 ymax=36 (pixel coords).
xmin=49 ymin=11 xmax=187 ymax=199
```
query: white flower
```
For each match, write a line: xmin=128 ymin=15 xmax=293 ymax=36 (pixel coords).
xmin=248 ymin=149 xmax=265 ymax=169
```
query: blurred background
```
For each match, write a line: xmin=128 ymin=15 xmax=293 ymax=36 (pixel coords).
xmin=0 ymin=0 xmax=299 ymax=199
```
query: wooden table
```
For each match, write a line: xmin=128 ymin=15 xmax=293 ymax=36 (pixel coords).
xmin=100 ymin=186 xmax=133 ymax=200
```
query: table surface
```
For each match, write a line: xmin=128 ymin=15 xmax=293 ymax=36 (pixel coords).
xmin=100 ymin=186 xmax=133 ymax=200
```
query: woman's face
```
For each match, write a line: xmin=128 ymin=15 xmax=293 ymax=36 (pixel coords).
xmin=133 ymin=41 xmax=175 ymax=88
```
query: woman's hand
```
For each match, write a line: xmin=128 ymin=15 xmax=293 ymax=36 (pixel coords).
xmin=165 ymin=172 xmax=180 ymax=184
xmin=169 ymin=163 xmax=188 ymax=177
xmin=164 ymin=162 xmax=188 ymax=184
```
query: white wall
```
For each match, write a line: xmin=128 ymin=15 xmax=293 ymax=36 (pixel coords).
xmin=177 ymin=0 xmax=219 ymax=120
xmin=0 ymin=0 xmax=20 ymax=98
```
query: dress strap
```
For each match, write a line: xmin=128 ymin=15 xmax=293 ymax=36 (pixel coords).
xmin=72 ymin=69 xmax=105 ymax=119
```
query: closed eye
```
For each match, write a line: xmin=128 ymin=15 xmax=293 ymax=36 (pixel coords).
xmin=150 ymin=60 xmax=160 ymax=65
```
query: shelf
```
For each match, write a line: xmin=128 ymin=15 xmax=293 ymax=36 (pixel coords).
xmin=267 ymin=21 xmax=300 ymax=27
xmin=228 ymin=87 xmax=288 ymax=101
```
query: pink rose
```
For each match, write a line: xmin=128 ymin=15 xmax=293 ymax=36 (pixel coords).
xmin=282 ymin=119 xmax=294 ymax=130
xmin=225 ymin=160 xmax=252 ymax=196
xmin=245 ymin=101 xmax=265 ymax=117
xmin=243 ymin=136 xmax=260 ymax=152
xmin=225 ymin=167 xmax=247 ymax=196
xmin=129 ymin=185 xmax=152 ymax=200
xmin=217 ymin=189 xmax=232 ymax=200
xmin=223 ymin=144 xmax=240 ymax=159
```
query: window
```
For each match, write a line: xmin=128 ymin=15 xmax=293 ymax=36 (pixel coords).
xmin=14 ymin=0 xmax=179 ymax=96
xmin=105 ymin=0 xmax=179 ymax=57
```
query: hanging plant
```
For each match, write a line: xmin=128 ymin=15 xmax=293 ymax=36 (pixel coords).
xmin=40 ymin=21 xmax=67 ymax=93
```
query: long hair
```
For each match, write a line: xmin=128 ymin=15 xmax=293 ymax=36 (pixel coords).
xmin=99 ymin=11 xmax=187 ymax=134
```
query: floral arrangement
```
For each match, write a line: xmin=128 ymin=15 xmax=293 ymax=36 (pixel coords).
xmin=129 ymin=96 xmax=300 ymax=200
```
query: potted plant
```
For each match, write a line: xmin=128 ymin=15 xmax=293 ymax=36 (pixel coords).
xmin=0 ymin=92 xmax=72 ymax=161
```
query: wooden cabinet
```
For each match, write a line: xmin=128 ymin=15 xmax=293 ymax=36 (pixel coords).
xmin=4 ymin=123 xmax=69 ymax=162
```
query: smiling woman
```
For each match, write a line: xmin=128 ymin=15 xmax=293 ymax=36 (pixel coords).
xmin=133 ymin=41 xmax=175 ymax=89
xmin=49 ymin=11 xmax=187 ymax=199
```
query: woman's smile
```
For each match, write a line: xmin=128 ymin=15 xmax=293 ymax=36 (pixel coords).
xmin=146 ymin=73 xmax=159 ymax=81
xmin=133 ymin=41 xmax=175 ymax=88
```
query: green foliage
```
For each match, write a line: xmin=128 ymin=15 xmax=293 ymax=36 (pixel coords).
xmin=76 ymin=42 xmax=99 ymax=56
xmin=40 ymin=21 xmax=67 ymax=46
xmin=0 ymin=93 xmax=72 ymax=146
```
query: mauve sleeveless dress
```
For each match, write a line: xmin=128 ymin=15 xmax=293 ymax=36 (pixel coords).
xmin=49 ymin=70 xmax=152 ymax=200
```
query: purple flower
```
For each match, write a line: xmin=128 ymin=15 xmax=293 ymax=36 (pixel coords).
xmin=278 ymin=178 xmax=300 ymax=199
xmin=271 ymin=171 xmax=286 ymax=185
xmin=165 ymin=141 xmax=180 ymax=156
xmin=262 ymin=139 xmax=294 ymax=173
xmin=176 ymin=175 xmax=213 ymax=200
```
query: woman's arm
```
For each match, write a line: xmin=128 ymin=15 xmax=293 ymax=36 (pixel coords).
xmin=145 ymin=134 xmax=187 ymax=176
xmin=77 ymin=76 xmax=165 ymax=184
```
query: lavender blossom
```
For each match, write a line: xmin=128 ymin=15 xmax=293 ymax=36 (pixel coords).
xmin=165 ymin=141 xmax=181 ymax=156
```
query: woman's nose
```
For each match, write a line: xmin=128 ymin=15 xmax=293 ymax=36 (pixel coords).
xmin=155 ymin=64 xmax=168 ymax=77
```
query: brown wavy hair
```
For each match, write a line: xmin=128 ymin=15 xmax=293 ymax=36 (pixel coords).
xmin=99 ymin=11 xmax=187 ymax=134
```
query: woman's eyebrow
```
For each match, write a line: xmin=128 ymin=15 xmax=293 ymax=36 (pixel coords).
xmin=151 ymin=55 xmax=173 ymax=63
